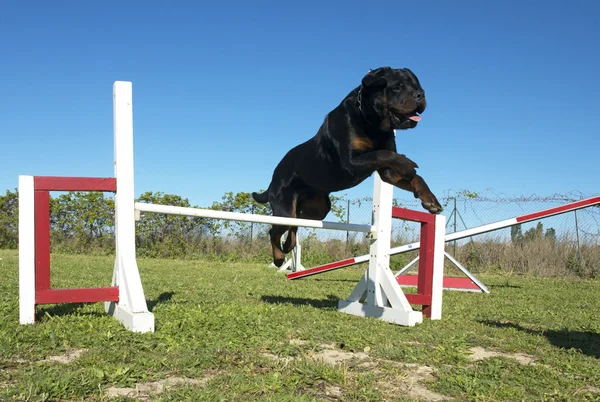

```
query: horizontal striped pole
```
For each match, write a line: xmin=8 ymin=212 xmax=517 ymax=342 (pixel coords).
xmin=135 ymin=202 xmax=374 ymax=233
xmin=287 ymin=256 xmax=369 ymax=279
xmin=288 ymin=195 xmax=600 ymax=279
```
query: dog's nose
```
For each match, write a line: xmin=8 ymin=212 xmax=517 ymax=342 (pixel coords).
xmin=414 ymin=91 xmax=425 ymax=101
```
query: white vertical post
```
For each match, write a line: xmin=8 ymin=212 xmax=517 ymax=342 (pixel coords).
xmin=338 ymin=173 xmax=423 ymax=326
xmin=105 ymin=81 xmax=154 ymax=333
xmin=429 ymin=214 xmax=446 ymax=320
xmin=367 ymin=171 xmax=392 ymax=307
xmin=276 ymin=234 xmax=305 ymax=273
xmin=290 ymin=236 xmax=305 ymax=272
xmin=18 ymin=175 xmax=36 ymax=325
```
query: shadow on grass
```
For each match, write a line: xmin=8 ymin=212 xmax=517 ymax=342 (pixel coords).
xmin=36 ymin=291 xmax=175 ymax=321
xmin=261 ymin=294 xmax=340 ymax=309
xmin=147 ymin=291 xmax=175 ymax=312
xmin=479 ymin=320 xmax=600 ymax=358
xmin=488 ymin=282 xmax=522 ymax=289
xmin=309 ymin=278 xmax=360 ymax=283
xmin=37 ymin=303 xmax=94 ymax=321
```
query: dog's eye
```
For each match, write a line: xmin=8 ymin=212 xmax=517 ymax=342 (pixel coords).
xmin=392 ymin=84 xmax=403 ymax=91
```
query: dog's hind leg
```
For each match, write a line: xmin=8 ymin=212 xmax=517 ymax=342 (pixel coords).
xmin=281 ymin=191 xmax=331 ymax=255
xmin=269 ymin=226 xmax=289 ymax=267
xmin=297 ymin=191 xmax=332 ymax=220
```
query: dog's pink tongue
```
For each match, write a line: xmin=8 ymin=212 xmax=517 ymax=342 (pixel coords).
xmin=409 ymin=115 xmax=421 ymax=122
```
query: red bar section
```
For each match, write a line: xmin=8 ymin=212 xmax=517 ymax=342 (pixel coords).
xmin=516 ymin=196 xmax=600 ymax=223
xmin=287 ymin=258 xmax=357 ymax=280
xmin=397 ymin=275 xmax=481 ymax=291
xmin=417 ymin=217 xmax=435 ymax=317
xmin=34 ymin=176 xmax=117 ymax=192
xmin=404 ymin=293 xmax=432 ymax=306
xmin=417 ymin=222 xmax=432 ymax=315
xmin=392 ymin=206 xmax=435 ymax=224
xmin=36 ymin=287 xmax=119 ymax=304
xmin=34 ymin=190 xmax=51 ymax=292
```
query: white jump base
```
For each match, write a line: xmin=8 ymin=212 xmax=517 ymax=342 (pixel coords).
xmin=18 ymin=81 xmax=446 ymax=333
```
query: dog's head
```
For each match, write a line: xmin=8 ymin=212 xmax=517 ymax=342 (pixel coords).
xmin=359 ymin=67 xmax=426 ymax=131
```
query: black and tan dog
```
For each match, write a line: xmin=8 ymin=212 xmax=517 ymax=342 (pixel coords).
xmin=253 ymin=67 xmax=443 ymax=267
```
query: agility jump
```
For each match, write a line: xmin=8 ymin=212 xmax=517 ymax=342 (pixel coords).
xmin=18 ymin=81 xmax=446 ymax=333
xmin=287 ymin=195 xmax=600 ymax=285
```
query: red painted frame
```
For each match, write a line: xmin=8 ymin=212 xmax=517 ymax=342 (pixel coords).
xmin=396 ymin=275 xmax=481 ymax=291
xmin=391 ymin=207 xmax=437 ymax=317
xmin=32 ymin=176 xmax=119 ymax=311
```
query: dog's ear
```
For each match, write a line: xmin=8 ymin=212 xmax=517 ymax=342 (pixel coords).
xmin=361 ymin=67 xmax=392 ymax=89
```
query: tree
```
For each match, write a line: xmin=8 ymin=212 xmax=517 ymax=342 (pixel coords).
xmin=50 ymin=191 xmax=115 ymax=253
xmin=511 ymin=224 xmax=524 ymax=246
xmin=0 ymin=189 xmax=18 ymax=249
xmin=512 ymin=222 xmax=556 ymax=247
xmin=544 ymin=227 xmax=557 ymax=246
xmin=328 ymin=194 xmax=349 ymax=221
xmin=523 ymin=222 xmax=544 ymax=243
xmin=136 ymin=192 xmax=209 ymax=257
xmin=210 ymin=191 xmax=271 ymax=239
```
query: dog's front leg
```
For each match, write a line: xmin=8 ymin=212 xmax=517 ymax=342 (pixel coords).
xmin=348 ymin=150 xmax=418 ymax=180
xmin=378 ymin=168 xmax=443 ymax=214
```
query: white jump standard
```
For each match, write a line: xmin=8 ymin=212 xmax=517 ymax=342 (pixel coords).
xmin=18 ymin=81 xmax=446 ymax=333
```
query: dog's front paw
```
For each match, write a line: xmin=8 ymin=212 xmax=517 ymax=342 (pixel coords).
xmin=420 ymin=193 xmax=443 ymax=214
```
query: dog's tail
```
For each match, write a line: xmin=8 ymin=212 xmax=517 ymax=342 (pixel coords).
xmin=252 ymin=190 xmax=269 ymax=204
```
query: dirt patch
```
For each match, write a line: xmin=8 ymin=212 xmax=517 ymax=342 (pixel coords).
xmin=315 ymin=383 xmax=343 ymax=401
xmin=468 ymin=346 xmax=537 ymax=365
xmin=262 ymin=342 xmax=370 ymax=366
xmin=401 ymin=365 xmax=453 ymax=402
xmin=267 ymin=340 xmax=453 ymax=401
xmin=46 ymin=348 xmax=88 ymax=364
xmin=356 ymin=360 xmax=380 ymax=372
xmin=106 ymin=374 xmax=215 ymax=400
xmin=310 ymin=344 xmax=451 ymax=401
xmin=261 ymin=352 xmax=294 ymax=365
xmin=313 ymin=349 xmax=370 ymax=365
xmin=376 ymin=364 xmax=453 ymax=401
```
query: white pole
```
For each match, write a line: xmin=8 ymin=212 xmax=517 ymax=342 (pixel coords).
xmin=18 ymin=175 xmax=36 ymax=325
xmin=429 ymin=214 xmax=446 ymax=320
xmin=291 ymin=240 xmax=305 ymax=272
xmin=368 ymin=171 xmax=392 ymax=307
xmin=135 ymin=203 xmax=373 ymax=233
xmin=106 ymin=81 xmax=154 ymax=333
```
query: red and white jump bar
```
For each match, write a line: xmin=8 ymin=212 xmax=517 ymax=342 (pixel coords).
xmin=287 ymin=195 xmax=600 ymax=280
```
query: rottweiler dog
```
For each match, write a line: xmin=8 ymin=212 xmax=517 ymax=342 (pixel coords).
xmin=253 ymin=67 xmax=443 ymax=267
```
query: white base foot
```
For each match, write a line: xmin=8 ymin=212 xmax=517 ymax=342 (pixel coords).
xmin=105 ymin=302 xmax=155 ymax=333
xmin=338 ymin=300 xmax=423 ymax=326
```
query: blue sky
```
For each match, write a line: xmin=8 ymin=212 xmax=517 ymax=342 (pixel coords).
xmin=1 ymin=1 xmax=599 ymax=211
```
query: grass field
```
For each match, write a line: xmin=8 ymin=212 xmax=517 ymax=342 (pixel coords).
xmin=0 ymin=248 xmax=599 ymax=401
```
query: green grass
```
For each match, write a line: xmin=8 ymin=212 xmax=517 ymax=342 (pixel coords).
xmin=1 ymin=248 xmax=599 ymax=401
